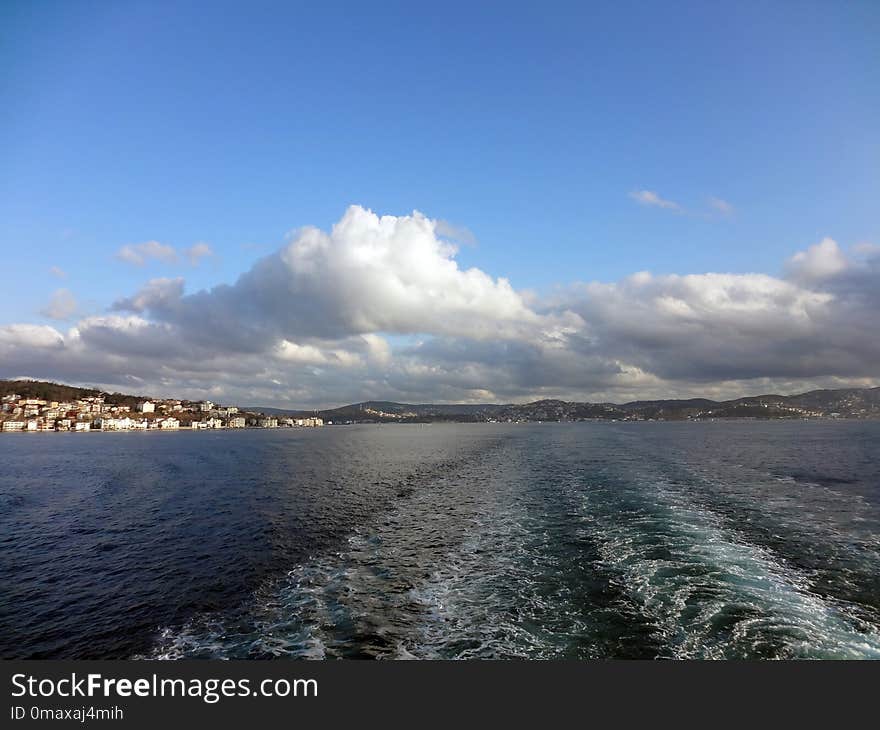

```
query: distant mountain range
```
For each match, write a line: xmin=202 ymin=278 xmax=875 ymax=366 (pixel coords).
xmin=250 ymin=387 xmax=880 ymax=422
xmin=3 ymin=378 xmax=878 ymax=423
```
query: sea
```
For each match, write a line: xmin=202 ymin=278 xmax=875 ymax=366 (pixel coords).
xmin=1 ymin=421 xmax=879 ymax=659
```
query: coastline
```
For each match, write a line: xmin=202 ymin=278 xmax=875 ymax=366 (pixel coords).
xmin=1 ymin=415 xmax=873 ymax=435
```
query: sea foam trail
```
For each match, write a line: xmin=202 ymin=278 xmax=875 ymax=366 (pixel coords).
xmin=147 ymin=438 xmax=655 ymax=659
xmin=145 ymin=425 xmax=880 ymax=660
xmin=570 ymin=452 xmax=880 ymax=659
xmin=596 ymin=424 xmax=880 ymax=633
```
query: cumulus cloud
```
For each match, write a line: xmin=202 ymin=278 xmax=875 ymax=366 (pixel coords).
xmin=112 ymin=278 xmax=186 ymax=313
xmin=113 ymin=206 xmax=576 ymax=352
xmin=2 ymin=207 xmax=880 ymax=407
xmin=558 ymin=272 xmax=837 ymax=382
xmin=786 ymin=237 xmax=849 ymax=283
xmin=0 ymin=323 xmax=65 ymax=350
xmin=629 ymin=190 xmax=681 ymax=210
xmin=40 ymin=289 xmax=78 ymax=320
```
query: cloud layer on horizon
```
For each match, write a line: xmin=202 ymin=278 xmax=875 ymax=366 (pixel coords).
xmin=2 ymin=206 xmax=879 ymax=407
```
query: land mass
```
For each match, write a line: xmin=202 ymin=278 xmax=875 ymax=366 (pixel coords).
xmin=257 ymin=387 xmax=880 ymax=423
xmin=3 ymin=378 xmax=879 ymax=429
xmin=0 ymin=379 xmax=321 ymax=432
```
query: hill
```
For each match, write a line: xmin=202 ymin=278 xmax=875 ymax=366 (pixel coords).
xmin=256 ymin=387 xmax=880 ymax=423
xmin=5 ymin=379 xmax=879 ymax=423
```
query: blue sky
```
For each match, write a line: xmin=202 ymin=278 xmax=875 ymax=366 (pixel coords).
xmin=1 ymin=1 xmax=878 ymax=405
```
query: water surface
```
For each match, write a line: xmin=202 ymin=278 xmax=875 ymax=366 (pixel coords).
xmin=1 ymin=422 xmax=879 ymax=659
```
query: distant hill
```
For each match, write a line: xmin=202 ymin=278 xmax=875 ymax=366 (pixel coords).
xmin=5 ymin=379 xmax=879 ymax=422
xmin=1 ymin=379 xmax=110 ymax=403
xmin=252 ymin=387 xmax=880 ymax=422
xmin=0 ymin=379 xmax=173 ymax=410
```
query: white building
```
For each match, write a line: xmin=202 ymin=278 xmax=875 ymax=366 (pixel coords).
xmin=228 ymin=416 xmax=246 ymax=428
xmin=1 ymin=421 xmax=25 ymax=431
xmin=97 ymin=417 xmax=135 ymax=430
xmin=137 ymin=401 xmax=155 ymax=413
xmin=200 ymin=401 xmax=214 ymax=412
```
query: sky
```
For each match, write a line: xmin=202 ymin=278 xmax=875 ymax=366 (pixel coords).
xmin=1 ymin=1 xmax=878 ymax=407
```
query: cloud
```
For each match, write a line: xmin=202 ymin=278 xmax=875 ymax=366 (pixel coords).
xmin=116 ymin=240 xmax=180 ymax=266
xmin=112 ymin=278 xmax=185 ymax=313
xmin=0 ymin=323 xmax=65 ymax=350
xmin=434 ymin=219 xmax=477 ymax=246
xmin=114 ymin=205 xmax=573 ymax=353
xmin=40 ymin=289 xmax=78 ymax=320
xmin=557 ymin=272 xmax=838 ymax=383
xmin=629 ymin=189 xmax=681 ymax=210
xmin=707 ymin=197 xmax=734 ymax=216
xmin=786 ymin=237 xmax=849 ymax=283
xmin=629 ymin=191 xmax=736 ymax=219
xmin=184 ymin=242 xmax=214 ymax=265
xmin=2 ymin=207 xmax=880 ymax=407
xmin=115 ymin=240 xmax=214 ymax=267
xmin=852 ymin=241 xmax=880 ymax=257
xmin=49 ymin=266 xmax=68 ymax=279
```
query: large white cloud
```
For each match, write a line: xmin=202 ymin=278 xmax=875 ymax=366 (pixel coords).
xmin=551 ymin=238 xmax=880 ymax=385
xmin=3 ymin=209 xmax=879 ymax=407
xmin=113 ymin=206 xmax=572 ymax=348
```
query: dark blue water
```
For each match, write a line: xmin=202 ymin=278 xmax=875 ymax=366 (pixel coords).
xmin=1 ymin=422 xmax=879 ymax=659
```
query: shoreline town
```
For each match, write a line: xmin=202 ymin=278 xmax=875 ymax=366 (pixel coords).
xmin=0 ymin=392 xmax=322 ymax=432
